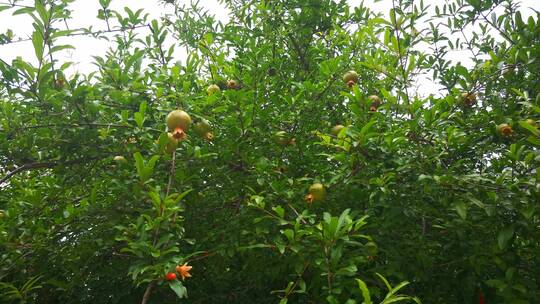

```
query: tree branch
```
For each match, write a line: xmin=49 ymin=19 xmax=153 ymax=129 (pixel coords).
xmin=0 ymin=162 xmax=56 ymax=185
xmin=0 ymin=158 xmax=93 ymax=185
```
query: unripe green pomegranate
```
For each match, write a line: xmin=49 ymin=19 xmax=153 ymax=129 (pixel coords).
xmin=365 ymin=241 xmax=378 ymax=256
xmin=331 ymin=124 xmax=345 ymax=136
xmin=207 ymin=84 xmax=220 ymax=95
xmin=274 ymin=131 xmax=292 ymax=146
xmin=204 ymin=132 xmax=214 ymax=141
xmin=368 ymin=95 xmax=382 ymax=111
xmin=194 ymin=120 xmax=212 ymax=137
xmin=525 ymin=119 xmax=537 ymax=127
xmin=305 ymin=183 xmax=326 ymax=203
xmin=165 ymin=132 xmax=179 ymax=154
xmin=113 ymin=155 xmax=127 ymax=164
xmin=343 ymin=70 xmax=358 ymax=84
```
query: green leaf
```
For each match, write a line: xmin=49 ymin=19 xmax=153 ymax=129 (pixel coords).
xmin=134 ymin=112 xmax=144 ymax=129
xmin=272 ymin=205 xmax=285 ymax=218
xmin=133 ymin=152 xmax=144 ymax=181
xmin=356 ymin=279 xmax=372 ymax=304
xmin=50 ymin=45 xmax=75 ymax=54
xmin=32 ymin=31 xmax=44 ymax=60
xmin=375 ymin=273 xmax=392 ymax=291
xmin=168 ymin=280 xmax=188 ymax=299
xmin=454 ymin=202 xmax=467 ymax=220
xmin=498 ymin=226 xmax=515 ymax=250
xmin=518 ymin=121 xmax=540 ymax=136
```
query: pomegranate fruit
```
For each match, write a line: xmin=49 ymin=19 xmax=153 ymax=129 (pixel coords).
xmin=461 ymin=92 xmax=477 ymax=107
xmin=305 ymin=183 xmax=326 ymax=203
xmin=343 ymin=70 xmax=358 ymax=84
xmin=207 ymin=84 xmax=220 ymax=95
xmin=331 ymin=124 xmax=345 ymax=136
xmin=227 ymin=79 xmax=239 ymax=89
xmin=194 ymin=120 xmax=212 ymax=137
xmin=166 ymin=110 xmax=191 ymax=132
xmin=497 ymin=123 xmax=513 ymax=137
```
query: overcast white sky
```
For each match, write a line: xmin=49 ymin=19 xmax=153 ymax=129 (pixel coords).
xmin=0 ymin=0 xmax=538 ymax=96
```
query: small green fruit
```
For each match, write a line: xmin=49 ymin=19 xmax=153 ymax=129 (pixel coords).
xmin=305 ymin=183 xmax=326 ymax=203
xmin=274 ymin=131 xmax=291 ymax=146
xmin=331 ymin=125 xmax=345 ymax=136
xmin=194 ymin=120 xmax=212 ymax=137
xmin=525 ymin=119 xmax=537 ymax=127
xmin=365 ymin=242 xmax=378 ymax=256
xmin=165 ymin=133 xmax=179 ymax=154
xmin=207 ymin=84 xmax=221 ymax=95
xmin=343 ymin=70 xmax=358 ymax=84
xmin=368 ymin=95 xmax=382 ymax=111
xmin=113 ymin=156 xmax=127 ymax=164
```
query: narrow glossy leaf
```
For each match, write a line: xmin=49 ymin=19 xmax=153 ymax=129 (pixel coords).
xmin=32 ymin=31 xmax=44 ymax=60
xmin=356 ymin=279 xmax=372 ymax=304
xmin=498 ymin=226 xmax=515 ymax=250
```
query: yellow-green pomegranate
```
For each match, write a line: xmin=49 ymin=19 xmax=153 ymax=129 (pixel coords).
xmin=331 ymin=124 xmax=345 ymax=136
xmin=305 ymin=183 xmax=326 ymax=203
xmin=207 ymin=84 xmax=221 ymax=95
xmin=194 ymin=120 xmax=212 ymax=137
xmin=343 ymin=70 xmax=358 ymax=84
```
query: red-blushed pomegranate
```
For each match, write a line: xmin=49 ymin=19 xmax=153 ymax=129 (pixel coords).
xmin=165 ymin=272 xmax=177 ymax=281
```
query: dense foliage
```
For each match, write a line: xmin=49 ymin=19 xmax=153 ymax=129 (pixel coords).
xmin=1 ymin=0 xmax=539 ymax=303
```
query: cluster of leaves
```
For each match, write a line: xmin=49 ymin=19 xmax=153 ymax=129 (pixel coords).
xmin=0 ymin=0 xmax=539 ymax=303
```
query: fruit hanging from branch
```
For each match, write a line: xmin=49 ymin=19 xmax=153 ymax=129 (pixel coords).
xmin=207 ymin=84 xmax=221 ymax=95
xmin=193 ymin=119 xmax=214 ymax=141
xmin=461 ymin=92 xmax=477 ymax=107
xmin=194 ymin=119 xmax=211 ymax=136
xmin=274 ymin=131 xmax=295 ymax=146
xmin=496 ymin=123 xmax=513 ymax=137
xmin=368 ymin=95 xmax=382 ymax=112
xmin=165 ymin=133 xmax=179 ymax=154
xmin=525 ymin=119 xmax=537 ymax=128
xmin=364 ymin=241 xmax=378 ymax=256
xmin=305 ymin=183 xmax=326 ymax=204
xmin=343 ymin=70 xmax=358 ymax=85
xmin=166 ymin=110 xmax=191 ymax=140
xmin=113 ymin=155 xmax=127 ymax=164
xmin=165 ymin=272 xmax=177 ymax=281
xmin=331 ymin=124 xmax=345 ymax=136
xmin=54 ymin=78 xmax=65 ymax=89
xmin=227 ymin=79 xmax=239 ymax=90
